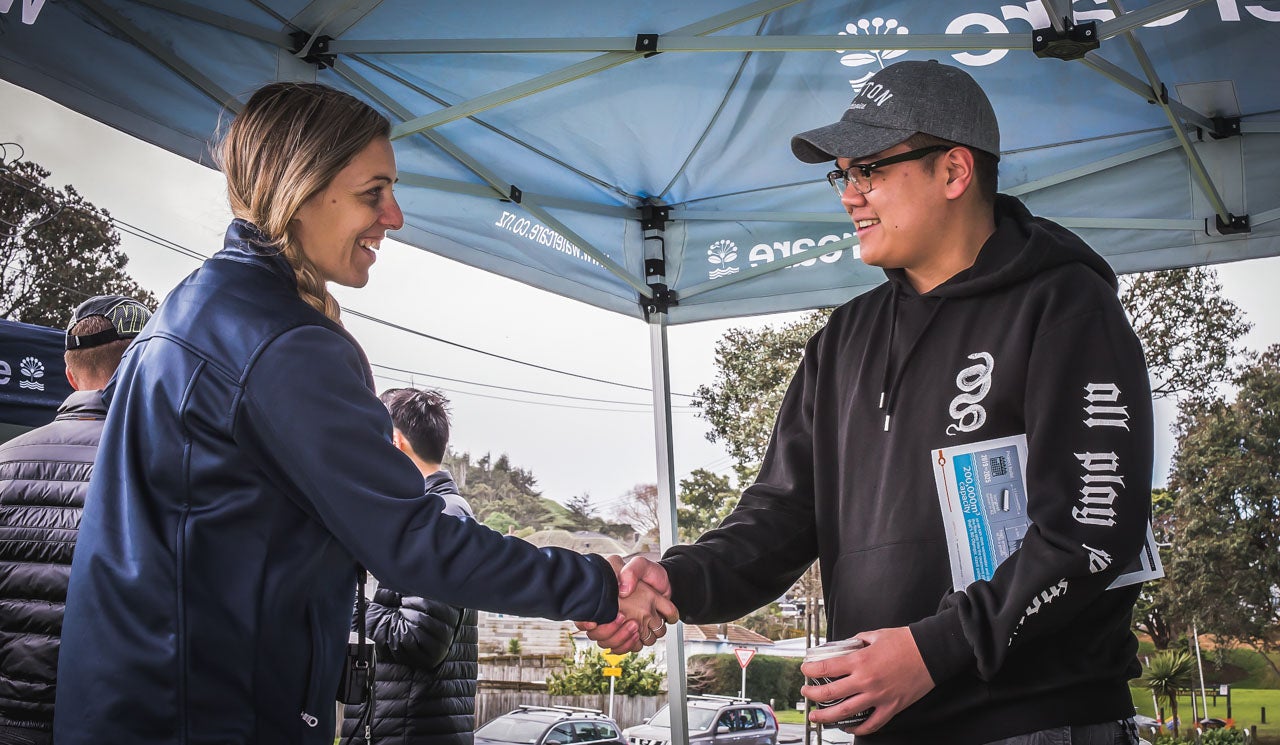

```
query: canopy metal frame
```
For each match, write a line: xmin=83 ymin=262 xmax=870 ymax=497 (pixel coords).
xmin=43 ymin=3 xmax=1271 ymax=743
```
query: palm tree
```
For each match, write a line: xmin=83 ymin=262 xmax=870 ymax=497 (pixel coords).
xmin=1140 ymin=650 xmax=1196 ymax=736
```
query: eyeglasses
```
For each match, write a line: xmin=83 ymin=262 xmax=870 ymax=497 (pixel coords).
xmin=825 ymin=145 xmax=951 ymax=196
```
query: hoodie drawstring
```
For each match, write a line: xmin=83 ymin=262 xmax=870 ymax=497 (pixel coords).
xmin=879 ymin=294 xmax=947 ymax=432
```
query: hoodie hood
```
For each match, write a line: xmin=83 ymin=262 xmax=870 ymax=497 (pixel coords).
xmin=885 ymin=194 xmax=1118 ymax=299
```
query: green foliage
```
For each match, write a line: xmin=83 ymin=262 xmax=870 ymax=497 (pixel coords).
xmin=736 ymin=603 xmax=803 ymax=642
xmin=1141 ymin=650 xmax=1197 ymax=736
xmin=693 ymin=310 xmax=830 ymax=483
xmin=677 ymin=469 xmax=738 ymax=542
xmin=1200 ymin=728 xmax=1246 ymax=745
xmin=0 ymin=159 xmax=156 ymax=326
xmin=1119 ymin=267 xmax=1251 ymax=399
xmin=547 ymin=647 xmax=664 ymax=696
xmin=507 ymin=638 xmax=522 ymax=655
xmin=1166 ymin=346 xmax=1280 ymax=678
xmin=686 ymin=654 xmax=804 ymax=708
xmin=447 ymin=451 xmax=578 ymax=534
xmin=483 ymin=510 xmax=518 ymax=534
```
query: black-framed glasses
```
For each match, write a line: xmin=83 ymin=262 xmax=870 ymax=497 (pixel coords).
xmin=825 ymin=145 xmax=951 ymax=196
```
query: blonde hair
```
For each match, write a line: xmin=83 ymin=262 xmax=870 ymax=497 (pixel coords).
xmin=217 ymin=83 xmax=391 ymax=321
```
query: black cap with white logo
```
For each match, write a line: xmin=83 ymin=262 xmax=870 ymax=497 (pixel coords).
xmin=65 ymin=295 xmax=153 ymax=351
xmin=791 ymin=60 xmax=1001 ymax=163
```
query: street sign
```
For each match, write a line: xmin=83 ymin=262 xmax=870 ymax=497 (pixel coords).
xmin=734 ymin=648 xmax=756 ymax=669
xmin=603 ymin=667 xmax=622 ymax=677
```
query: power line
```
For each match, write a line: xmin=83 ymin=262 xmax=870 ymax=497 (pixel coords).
xmin=101 ymin=213 xmax=698 ymax=400
xmin=344 ymin=308 xmax=694 ymax=398
xmin=371 ymin=370 xmax=700 ymax=414
xmin=371 ymin=362 xmax=697 ymax=409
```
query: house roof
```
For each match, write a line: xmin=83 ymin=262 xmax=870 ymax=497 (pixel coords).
xmin=682 ymin=624 xmax=774 ymax=646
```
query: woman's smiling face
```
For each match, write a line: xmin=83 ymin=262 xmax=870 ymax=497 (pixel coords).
xmin=291 ymin=136 xmax=403 ymax=288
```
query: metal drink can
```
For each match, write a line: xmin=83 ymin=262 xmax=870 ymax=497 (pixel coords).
xmin=803 ymin=638 xmax=874 ymax=727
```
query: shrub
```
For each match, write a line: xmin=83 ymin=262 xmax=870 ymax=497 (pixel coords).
xmin=687 ymin=654 xmax=803 ymax=708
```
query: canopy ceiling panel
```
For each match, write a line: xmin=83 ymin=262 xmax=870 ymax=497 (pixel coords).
xmin=1 ymin=0 xmax=1277 ymax=324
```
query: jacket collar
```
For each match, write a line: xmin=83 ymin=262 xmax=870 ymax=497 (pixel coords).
xmin=216 ymin=219 xmax=298 ymax=290
xmin=57 ymin=389 xmax=108 ymax=418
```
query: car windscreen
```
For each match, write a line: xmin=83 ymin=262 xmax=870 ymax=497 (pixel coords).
xmin=476 ymin=717 xmax=549 ymax=744
xmin=648 ymin=706 xmax=719 ymax=732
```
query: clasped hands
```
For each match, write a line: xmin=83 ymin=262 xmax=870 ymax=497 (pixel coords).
xmin=575 ymin=556 xmax=676 ymax=654
xmin=576 ymin=557 xmax=936 ymax=736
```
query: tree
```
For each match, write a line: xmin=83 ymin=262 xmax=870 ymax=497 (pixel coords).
xmin=737 ymin=602 xmax=802 ymax=641
xmin=1120 ymin=267 xmax=1250 ymax=399
xmin=677 ymin=469 xmax=738 ymax=542
xmin=547 ymin=647 xmax=664 ymax=695
xmin=1140 ymin=649 xmax=1196 ymax=736
xmin=0 ymin=159 xmax=155 ymax=325
xmin=693 ymin=310 xmax=830 ymax=483
xmin=615 ymin=483 xmax=661 ymax=539
xmin=450 ymin=451 xmax=559 ymax=530
xmin=565 ymin=493 xmax=597 ymax=526
xmin=1164 ymin=345 xmax=1280 ymax=677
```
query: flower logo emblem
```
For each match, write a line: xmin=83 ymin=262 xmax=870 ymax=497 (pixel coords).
xmin=707 ymin=239 xmax=740 ymax=280
xmin=18 ymin=356 xmax=45 ymax=391
xmin=838 ymin=18 xmax=910 ymax=93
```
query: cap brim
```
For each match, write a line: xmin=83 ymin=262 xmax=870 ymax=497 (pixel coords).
xmin=790 ymin=120 xmax=914 ymax=163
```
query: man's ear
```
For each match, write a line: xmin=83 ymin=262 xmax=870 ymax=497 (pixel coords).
xmin=942 ymin=147 xmax=976 ymax=201
xmin=391 ymin=428 xmax=411 ymax=454
xmin=65 ymin=367 xmax=81 ymax=391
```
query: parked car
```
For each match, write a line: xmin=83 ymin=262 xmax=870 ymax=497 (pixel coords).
xmin=624 ymin=695 xmax=778 ymax=745
xmin=476 ymin=705 xmax=626 ymax=745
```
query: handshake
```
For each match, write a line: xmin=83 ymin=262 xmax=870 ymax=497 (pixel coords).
xmin=575 ymin=556 xmax=678 ymax=654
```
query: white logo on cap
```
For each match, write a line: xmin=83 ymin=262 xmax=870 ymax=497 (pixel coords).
xmin=707 ymin=240 xmax=740 ymax=280
xmin=838 ymin=17 xmax=910 ymax=93
xmin=18 ymin=357 xmax=45 ymax=392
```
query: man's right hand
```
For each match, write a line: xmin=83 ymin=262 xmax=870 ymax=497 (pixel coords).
xmin=576 ymin=556 xmax=675 ymax=652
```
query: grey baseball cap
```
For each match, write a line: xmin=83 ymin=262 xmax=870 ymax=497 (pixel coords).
xmin=791 ymin=60 xmax=1000 ymax=163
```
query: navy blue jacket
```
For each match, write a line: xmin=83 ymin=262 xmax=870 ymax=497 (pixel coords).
xmin=54 ymin=221 xmax=618 ymax=745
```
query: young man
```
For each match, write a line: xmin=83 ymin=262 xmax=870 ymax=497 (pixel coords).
xmin=342 ymin=388 xmax=479 ymax=745
xmin=0 ymin=295 xmax=152 ymax=745
xmin=584 ymin=60 xmax=1153 ymax=745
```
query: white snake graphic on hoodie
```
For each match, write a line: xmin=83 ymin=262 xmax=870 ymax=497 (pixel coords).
xmin=946 ymin=352 xmax=994 ymax=435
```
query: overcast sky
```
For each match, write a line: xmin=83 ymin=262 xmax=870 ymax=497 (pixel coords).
xmin=2 ymin=79 xmax=1276 ymax=514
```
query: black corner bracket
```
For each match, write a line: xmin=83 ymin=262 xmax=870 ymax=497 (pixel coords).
xmin=1032 ymin=20 xmax=1099 ymax=61
xmin=635 ymin=33 xmax=660 ymax=58
xmin=644 ymin=258 xmax=666 ymax=278
xmin=640 ymin=204 xmax=670 ymax=231
xmin=290 ymin=32 xmax=336 ymax=69
xmin=507 ymin=185 xmax=523 ymax=204
xmin=1209 ymin=116 xmax=1242 ymax=140
xmin=642 ymin=283 xmax=677 ymax=317
xmin=1208 ymin=213 xmax=1251 ymax=236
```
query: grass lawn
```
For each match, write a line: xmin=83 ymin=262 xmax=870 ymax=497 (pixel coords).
xmin=776 ymin=708 xmax=806 ymax=725
xmin=1131 ymin=687 xmax=1280 ymax=741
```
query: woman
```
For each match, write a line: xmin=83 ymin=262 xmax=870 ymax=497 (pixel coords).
xmin=54 ymin=83 xmax=670 ymax=745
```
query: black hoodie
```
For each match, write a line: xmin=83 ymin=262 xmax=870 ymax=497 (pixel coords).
xmin=663 ymin=195 xmax=1154 ymax=744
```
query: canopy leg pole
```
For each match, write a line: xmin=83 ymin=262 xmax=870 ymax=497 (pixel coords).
xmin=649 ymin=313 xmax=689 ymax=745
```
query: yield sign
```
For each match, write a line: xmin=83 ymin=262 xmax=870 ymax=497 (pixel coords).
xmin=734 ymin=648 xmax=756 ymax=669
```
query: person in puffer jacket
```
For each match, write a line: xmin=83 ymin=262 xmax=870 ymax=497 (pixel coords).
xmin=0 ymin=295 xmax=152 ymax=745
xmin=54 ymin=83 xmax=675 ymax=745
xmin=343 ymin=388 xmax=478 ymax=745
